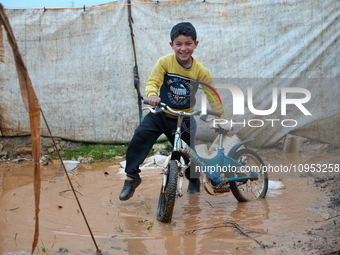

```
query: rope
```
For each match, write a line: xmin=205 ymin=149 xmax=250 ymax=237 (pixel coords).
xmin=127 ymin=0 xmax=143 ymax=123
xmin=4 ymin=0 xmax=191 ymax=10
xmin=40 ymin=109 xmax=102 ymax=255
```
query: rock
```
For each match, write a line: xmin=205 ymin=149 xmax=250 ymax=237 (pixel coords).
xmin=48 ymin=147 xmax=55 ymax=153
xmin=40 ymin=155 xmax=52 ymax=165
xmin=0 ymin=143 xmax=3 ymax=150
xmin=0 ymin=151 xmax=7 ymax=157
xmin=12 ymin=158 xmax=29 ymax=163
xmin=57 ymin=247 xmax=69 ymax=254
xmin=15 ymin=147 xmax=32 ymax=155
xmin=41 ymin=137 xmax=54 ymax=150
xmin=81 ymin=157 xmax=94 ymax=164
xmin=314 ymin=178 xmax=325 ymax=184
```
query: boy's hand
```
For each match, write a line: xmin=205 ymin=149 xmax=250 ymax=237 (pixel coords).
xmin=148 ymin=96 xmax=161 ymax=106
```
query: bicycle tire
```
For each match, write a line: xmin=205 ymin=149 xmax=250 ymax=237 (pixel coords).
xmin=156 ymin=160 xmax=178 ymax=222
xmin=229 ymin=149 xmax=268 ymax=202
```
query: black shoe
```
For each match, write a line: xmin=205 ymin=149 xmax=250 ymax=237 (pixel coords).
xmin=119 ymin=177 xmax=142 ymax=201
xmin=187 ymin=178 xmax=200 ymax=193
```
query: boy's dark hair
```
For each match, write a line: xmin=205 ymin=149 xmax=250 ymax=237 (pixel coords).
xmin=170 ymin=22 xmax=197 ymax=42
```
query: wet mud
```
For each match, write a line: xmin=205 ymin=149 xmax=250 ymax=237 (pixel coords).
xmin=0 ymin=147 xmax=339 ymax=255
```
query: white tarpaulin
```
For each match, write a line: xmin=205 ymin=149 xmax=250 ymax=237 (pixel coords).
xmin=0 ymin=0 xmax=339 ymax=147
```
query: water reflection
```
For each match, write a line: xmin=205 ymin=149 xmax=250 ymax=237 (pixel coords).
xmin=0 ymin=157 xmax=325 ymax=254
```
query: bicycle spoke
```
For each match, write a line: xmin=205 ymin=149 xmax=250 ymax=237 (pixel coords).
xmin=231 ymin=150 xmax=268 ymax=201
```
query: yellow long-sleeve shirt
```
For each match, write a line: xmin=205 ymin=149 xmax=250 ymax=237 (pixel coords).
xmin=146 ymin=53 xmax=226 ymax=119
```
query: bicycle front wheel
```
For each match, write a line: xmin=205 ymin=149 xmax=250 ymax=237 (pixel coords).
xmin=229 ymin=149 xmax=268 ymax=202
xmin=157 ymin=160 xmax=178 ymax=222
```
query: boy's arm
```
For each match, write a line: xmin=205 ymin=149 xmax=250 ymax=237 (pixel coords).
xmin=145 ymin=58 xmax=167 ymax=99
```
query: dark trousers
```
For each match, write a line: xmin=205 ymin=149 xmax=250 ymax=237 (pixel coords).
xmin=125 ymin=111 xmax=198 ymax=179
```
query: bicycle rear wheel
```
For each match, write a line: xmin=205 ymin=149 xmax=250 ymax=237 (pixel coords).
xmin=229 ymin=149 xmax=268 ymax=202
xmin=157 ymin=160 xmax=178 ymax=222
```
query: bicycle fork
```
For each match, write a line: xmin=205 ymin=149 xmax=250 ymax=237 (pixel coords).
xmin=155 ymin=114 xmax=190 ymax=198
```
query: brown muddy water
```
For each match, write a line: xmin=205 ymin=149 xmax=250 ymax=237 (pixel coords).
xmin=0 ymin=151 xmax=332 ymax=255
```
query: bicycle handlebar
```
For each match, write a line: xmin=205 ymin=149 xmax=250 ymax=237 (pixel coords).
xmin=206 ymin=109 xmax=222 ymax=118
xmin=143 ymin=99 xmax=222 ymax=118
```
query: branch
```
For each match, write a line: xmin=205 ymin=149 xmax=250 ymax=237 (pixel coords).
xmin=185 ymin=221 xmax=267 ymax=248
xmin=0 ymin=207 xmax=19 ymax=212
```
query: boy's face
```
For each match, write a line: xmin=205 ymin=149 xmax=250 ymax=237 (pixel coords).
xmin=170 ymin=35 xmax=198 ymax=67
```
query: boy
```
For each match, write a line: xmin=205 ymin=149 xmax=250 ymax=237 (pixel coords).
xmin=119 ymin=22 xmax=226 ymax=201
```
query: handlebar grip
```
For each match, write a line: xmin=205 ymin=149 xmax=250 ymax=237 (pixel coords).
xmin=143 ymin=99 xmax=150 ymax=105
xmin=207 ymin=109 xmax=222 ymax=118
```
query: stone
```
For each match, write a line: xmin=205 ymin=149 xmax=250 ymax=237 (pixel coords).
xmin=57 ymin=247 xmax=69 ymax=254
xmin=48 ymin=147 xmax=55 ymax=153
xmin=40 ymin=155 xmax=52 ymax=165
xmin=41 ymin=137 xmax=54 ymax=150
xmin=15 ymin=147 xmax=32 ymax=155
xmin=81 ymin=157 xmax=94 ymax=164
xmin=12 ymin=158 xmax=28 ymax=163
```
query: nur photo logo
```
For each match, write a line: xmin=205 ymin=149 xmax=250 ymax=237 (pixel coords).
xmin=200 ymin=84 xmax=312 ymax=128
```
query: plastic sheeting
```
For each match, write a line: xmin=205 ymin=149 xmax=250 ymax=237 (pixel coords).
xmin=0 ymin=0 xmax=339 ymax=146
xmin=0 ymin=4 xmax=139 ymax=143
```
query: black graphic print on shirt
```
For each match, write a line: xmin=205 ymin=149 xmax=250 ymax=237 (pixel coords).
xmin=159 ymin=73 xmax=199 ymax=109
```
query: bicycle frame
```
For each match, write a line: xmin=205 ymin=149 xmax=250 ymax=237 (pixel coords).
xmin=171 ymin=114 xmax=259 ymax=195
xmin=143 ymin=100 xmax=260 ymax=197
xmin=145 ymin=100 xmax=268 ymax=222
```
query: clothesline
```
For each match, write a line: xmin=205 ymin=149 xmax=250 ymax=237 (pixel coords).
xmin=4 ymin=0 xmax=194 ymax=10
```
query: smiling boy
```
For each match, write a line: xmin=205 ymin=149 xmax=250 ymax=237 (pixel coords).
xmin=119 ymin=22 xmax=226 ymax=201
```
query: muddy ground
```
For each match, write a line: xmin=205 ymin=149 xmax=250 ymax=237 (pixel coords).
xmin=0 ymin=140 xmax=339 ymax=255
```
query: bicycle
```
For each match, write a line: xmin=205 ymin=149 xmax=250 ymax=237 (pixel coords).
xmin=143 ymin=99 xmax=268 ymax=223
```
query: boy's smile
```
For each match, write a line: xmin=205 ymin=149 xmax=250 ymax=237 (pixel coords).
xmin=170 ymin=35 xmax=199 ymax=68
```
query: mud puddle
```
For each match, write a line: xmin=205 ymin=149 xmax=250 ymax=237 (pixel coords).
xmin=0 ymin=150 xmax=334 ymax=255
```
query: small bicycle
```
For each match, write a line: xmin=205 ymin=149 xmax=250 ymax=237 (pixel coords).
xmin=143 ymin=100 xmax=268 ymax=223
